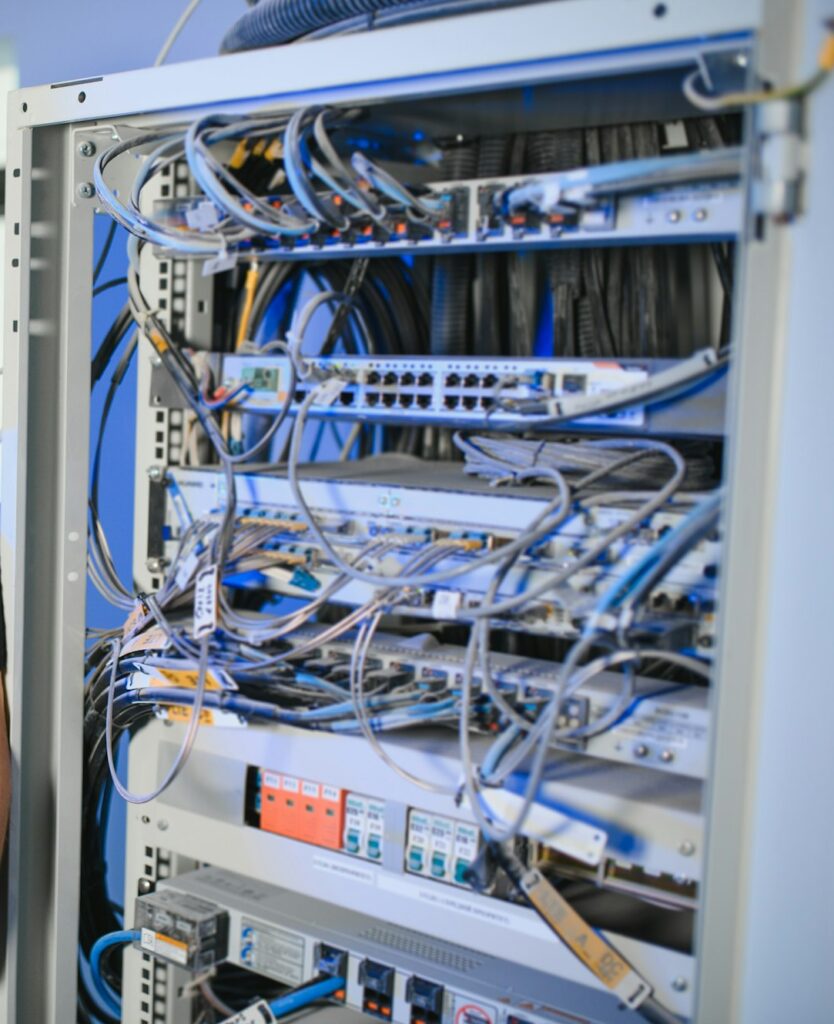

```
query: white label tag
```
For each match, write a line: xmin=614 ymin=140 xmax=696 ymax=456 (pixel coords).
xmin=220 ymin=1000 xmax=276 ymax=1024
xmin=432 ymin=590 xmax=462 ymax=620
xmin=203 ymin=251 xmax=237 ymax=277
xmin=463 ymin=790 xmax=607 ymax=867
xmin=185 ymin=200 xmax=220 ymax=231
xmin=122 ymin=626 xmax=170 ymax=656
xmin=193 ymin=564 xmax=218 ymax=638
xmin=580 ymin=368 xmax=649 ymax=426
xmin=312 ymin=854 xmax=376 ymax=885
xmin=314 ymin=378 xmax=347 ymax=406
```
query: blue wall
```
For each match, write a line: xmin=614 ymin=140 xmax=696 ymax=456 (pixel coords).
xmin=2 ymin=0 xmax=242 ymax=86
xmin=3 ymin=1 xmax=249 ymax=626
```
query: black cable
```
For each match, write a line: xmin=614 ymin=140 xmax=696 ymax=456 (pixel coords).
xmin=474 ymin=135 xmax=511 ymax=357
xmin=93 ymin=220 xmax=119 ymax=285
xmin=92 ymin=277 xmax=128 ymax=298
xmin=90 ymin=335 xmax=138 ymax=515
xmin=91 ymin=304 xmax=132 ymax=387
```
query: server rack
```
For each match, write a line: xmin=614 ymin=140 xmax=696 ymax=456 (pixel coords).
xmin=2 ymin=2 xmax=833 ymax=1022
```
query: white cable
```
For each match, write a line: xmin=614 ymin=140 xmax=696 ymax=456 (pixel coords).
xmin=155 ymin=0 xmax=205 ymax=66
xmin=106 ymin=636 xmax=209 ymax=804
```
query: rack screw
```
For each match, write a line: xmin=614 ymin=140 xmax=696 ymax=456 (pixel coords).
xmin=78 ymin=140 xmax=96 ymax=158
xmin=672 ymin=977 xmax=688 ymax=992
xmin=147 ymin=465 xmax=164 ymax=482
xmin=678 ymin=841 xmax=696 ymax=856
xmin=77 ymin=181 xmax=95 ymax=199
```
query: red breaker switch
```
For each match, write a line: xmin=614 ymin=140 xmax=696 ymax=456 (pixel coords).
xmin=318 ymin=783 xmax=347 ymax=850
xmin=259 ymin=770 xmax=346 ymax=852
xmin=260 ymin=771 xmax=302 ymax=839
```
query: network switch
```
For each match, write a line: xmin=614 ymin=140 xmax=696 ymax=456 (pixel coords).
xmin=209 ymin=354 xmax=727 ymax=438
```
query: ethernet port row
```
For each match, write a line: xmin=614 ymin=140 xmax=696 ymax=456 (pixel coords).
xmin=444 ymin=395 xmax=460 ymax=410
xmin=399 ymin=394 xmax=414 ymax=408
xmin=442 ymin=372 xmax=498 ymax=390
xmin=382 ymin=393 xmax=397 ymax=407
xmin=416 ymin=394 xmax=432 ymax=409
xmin=462 ymin=395 xmax=477 ymax=410
xmin=400 ymin=372 xmax=415 ymax=386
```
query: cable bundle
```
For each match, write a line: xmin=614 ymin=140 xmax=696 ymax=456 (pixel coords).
xmin=457 ymin=435 xmax=716 ymax=491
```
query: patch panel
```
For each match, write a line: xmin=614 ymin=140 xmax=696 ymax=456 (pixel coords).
xmin=154 ymin=149 xmax=742 ymax=261
xmin=160 ymin=461 xmax=719 ymax=650
xmin=215 ymin=354 xmax=726 ymax=438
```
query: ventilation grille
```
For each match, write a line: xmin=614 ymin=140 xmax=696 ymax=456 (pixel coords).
xmin=359 ymin=926 xmax=483 ymax=973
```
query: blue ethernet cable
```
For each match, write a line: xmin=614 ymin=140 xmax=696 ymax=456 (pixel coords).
xmin=269 ymin=976 xmax=346 ymax=1018
xmin=89 ymin=929 xmax=140 ymax=1018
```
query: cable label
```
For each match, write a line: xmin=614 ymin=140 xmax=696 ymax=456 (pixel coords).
xmin=193 ymin=564 xmax=219 ymax=638
xmin=519 ymin=868 xmax=651 ymax=1008
xmin=219 ymin=1000 xmax=276 ymax=1024
xmin=140 ymin=927 xmax=188 ymax=966
xmin=314 ymin=377 xmax=348 ymax=406
xmin=203 ymin=250 xmax=237 ymax=277
xmin=121 ymin=625 xmax=170 ymax=656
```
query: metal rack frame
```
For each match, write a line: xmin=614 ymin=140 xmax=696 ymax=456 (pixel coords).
xmin=2 ymin=1 xmax=832 ymax=1020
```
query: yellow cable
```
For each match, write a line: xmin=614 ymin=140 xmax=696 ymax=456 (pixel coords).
xmin=235 ymin=262 xmax=260 ymax=352
xmin=687 ymin=29 xmax=834 ymax=110
xmin=229 ymin=139 xmax=249 ymax=170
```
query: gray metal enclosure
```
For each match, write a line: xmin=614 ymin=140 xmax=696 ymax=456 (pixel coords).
xmin=2 ymin=1 xmax=834 ymax=1021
